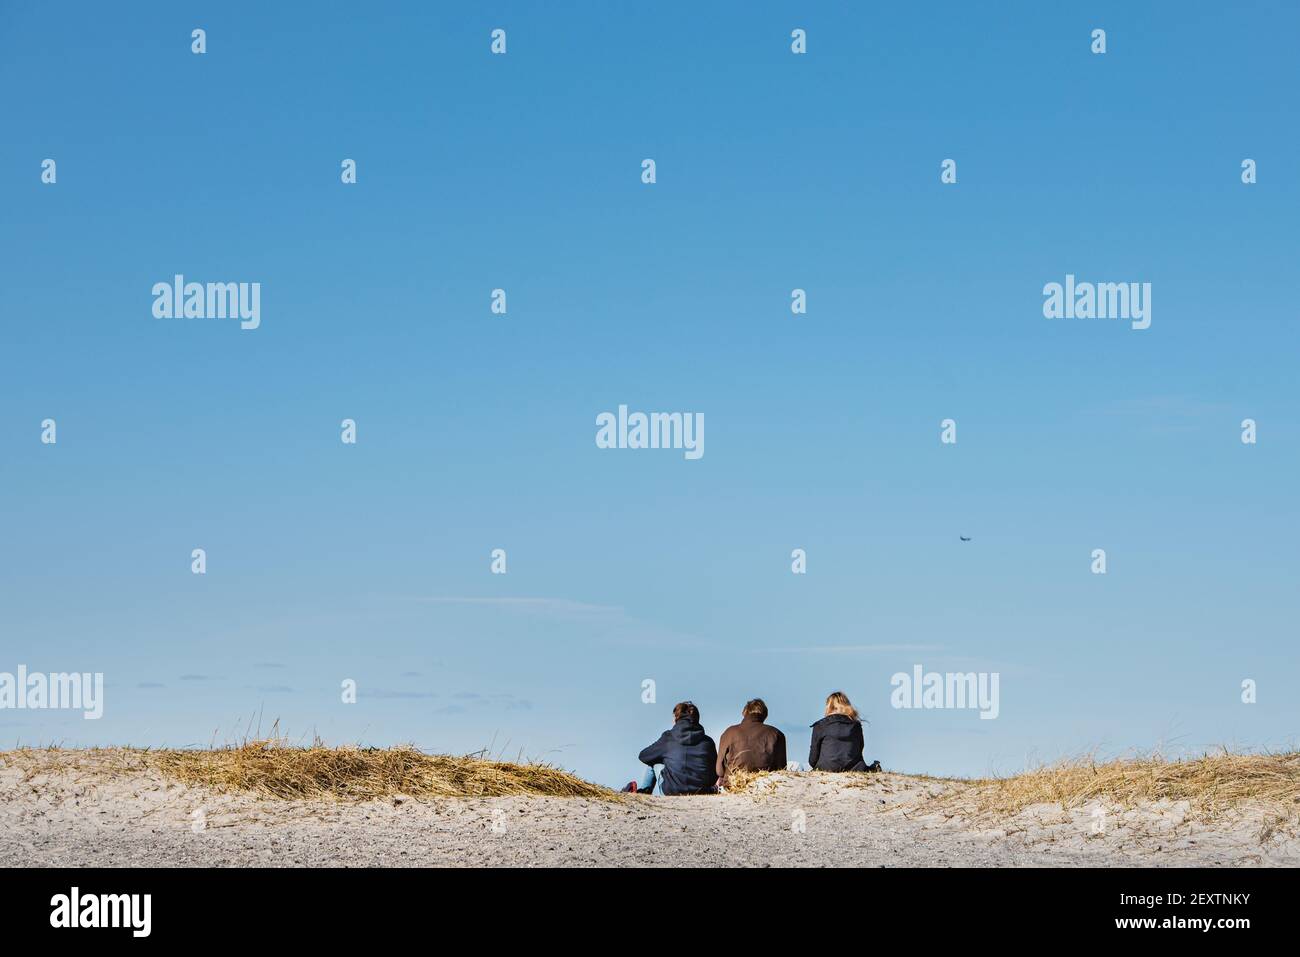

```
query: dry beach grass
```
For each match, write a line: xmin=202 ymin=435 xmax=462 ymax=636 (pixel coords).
xmin=952 ymin=750 xmax=1300 ymax=823
xmin=2 ymin=740 xmax=614 ymax=801
xmin=150 ymin=741 xmax=615 ymax=801
xmin=728 ymin=751 xmax=1300 ymax=827
xmin=3 ymin=745 xmax=1298 ymax=866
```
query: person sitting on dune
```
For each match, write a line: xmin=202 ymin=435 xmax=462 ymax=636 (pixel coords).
xmin=809 ymin=691 xmax=882 ymax=773
xmin=716 ymin=697 xmax=787 ymax=788
xmin=622 ymin=700 xmax=718 ymax=795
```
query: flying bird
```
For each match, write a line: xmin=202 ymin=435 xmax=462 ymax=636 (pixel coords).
xmin=959 ymin=536 xmax=971 ymax=542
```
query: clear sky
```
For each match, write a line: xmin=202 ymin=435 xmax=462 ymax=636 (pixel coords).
xmin=2 ymin=2 xmax=1297 ymax=786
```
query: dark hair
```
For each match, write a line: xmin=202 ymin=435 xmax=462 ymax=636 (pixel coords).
xmin=673 ymin=701 xmax=699 ymax=724
xmin=742 ymin=698 xmax=768 ymax=721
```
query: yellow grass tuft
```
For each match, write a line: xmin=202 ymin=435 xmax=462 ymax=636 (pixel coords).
xmin=721 ymin=767 xmax=892 ymax=794
xmin=941 ymin=751 xmax=1300 ymax=822
xmin=717 ymin=752 xmax=1300 ymax=829
xmin=2 ymin=742 xmax=616 ymax=802
xmin=719 ymin=768 xmax=774 ymax=793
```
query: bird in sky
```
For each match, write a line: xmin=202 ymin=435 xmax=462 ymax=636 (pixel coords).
xmin=959 ymin=536 xmax=971 ymax=542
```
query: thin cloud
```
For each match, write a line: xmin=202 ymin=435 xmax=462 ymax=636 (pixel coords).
xmin=755 ymin=644 xmax=945 ymax=655
xmin=386 ymin=594 xmax=717 ymax=652
xmin=1096 ymin=395 xmax=1231 ymax=418
xmin=402 ymin=596 xmax=625 ymax=617
xmin=1089 ymin=395 xmax=1235 ymax=434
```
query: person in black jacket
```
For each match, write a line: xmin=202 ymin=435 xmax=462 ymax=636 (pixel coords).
xmin=808 ymin=691 xmax=882 ymax=773
xmin=622 ymin=701 xmax=719 ymax=795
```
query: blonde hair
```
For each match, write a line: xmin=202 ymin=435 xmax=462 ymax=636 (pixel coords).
xmin=824 ymin=691 xmax=859 ymax=721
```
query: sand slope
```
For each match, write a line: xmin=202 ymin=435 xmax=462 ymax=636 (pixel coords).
xmin=3 ymin=753 xmax=1296 ymax=867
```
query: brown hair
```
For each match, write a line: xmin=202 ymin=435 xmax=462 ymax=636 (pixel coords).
xmin=673 ymin=701 xmax=700 ymax=724
xmin=742 ymin=698 xmax=768 ymax=721
xmin=824 ymin=691 xmax=859 ymax=721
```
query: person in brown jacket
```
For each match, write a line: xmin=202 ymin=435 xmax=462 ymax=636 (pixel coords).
xmin=716 ymin=698 xmax=787 ymax=788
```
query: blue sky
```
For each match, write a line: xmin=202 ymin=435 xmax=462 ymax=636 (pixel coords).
xmin=2 ymin=2 xmax=1297 ymax=785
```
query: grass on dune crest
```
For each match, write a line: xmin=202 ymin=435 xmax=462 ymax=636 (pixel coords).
xmin=719 ymin=767 xmax=845 ymax=793
xmin=954 ymin=751 xmax=1300 ymax=820
xmin=1 ymin=741 xmax=615 ymax=802
xmin=7 ymin=745 xmax=1298 ymax=820
xmin=723 ymin=751 xmax=1300 ymax=825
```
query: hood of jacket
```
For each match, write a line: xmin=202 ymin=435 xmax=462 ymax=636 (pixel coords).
xmin=670 ymin=718 xmax=708 ymax=746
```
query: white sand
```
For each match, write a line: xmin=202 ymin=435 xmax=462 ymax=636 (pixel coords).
xmin=2 ymin=756 xmax=1296 ymax=867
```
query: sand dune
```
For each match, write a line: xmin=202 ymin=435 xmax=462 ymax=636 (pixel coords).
xmin=2 ymin=749 xmax=1296 ymax=867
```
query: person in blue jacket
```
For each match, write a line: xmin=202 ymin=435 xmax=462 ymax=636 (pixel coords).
xmin=621 ymin=701 xmax=719 ymax=795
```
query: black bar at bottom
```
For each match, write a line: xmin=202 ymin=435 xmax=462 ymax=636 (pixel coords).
xmin=0 ymin=866 xmax=1275 ymax=942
